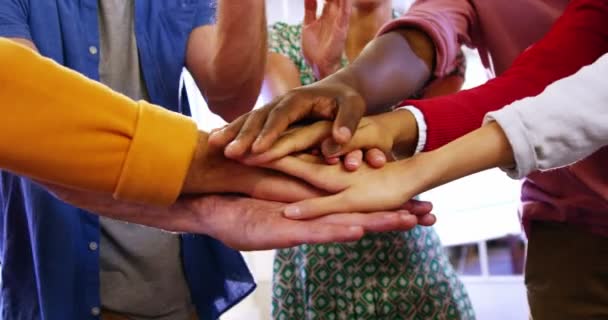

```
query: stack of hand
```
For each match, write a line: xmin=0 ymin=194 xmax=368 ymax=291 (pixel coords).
xmin=46 ymin=117 xmax=436 ymax=251
xmin=196 ymin=82 xmax=448 ymax=251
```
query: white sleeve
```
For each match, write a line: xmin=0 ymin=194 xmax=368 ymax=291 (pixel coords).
xmin=483 ymin=53 xmax=608 ymax=179
xmin=395 ymin=106 xmax=427 ymax=154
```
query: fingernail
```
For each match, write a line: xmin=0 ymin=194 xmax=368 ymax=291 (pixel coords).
xmin=252 ymin=137 xmax=265 ymax=153
xmin=226 ymin=140 xmax=238 ymax=150
xmin=348 ymin=226 xmax=362 ymax=234
xmin=400 ymin=213 xmax=413 ymax=221
xmin=382 ymin=212 xmax=399 ymax=220
xmin=284 ymin=206 xmax=302 ymax=218
xmin=225 ymin=141 xmax=240 ymax=157
xmin=338 ymin=127 xmax=351 ymax=140
xmin=325 ymin=142 xmax=341 ymax=155
xmin=346 ymin=159 xmax=358 ymax=167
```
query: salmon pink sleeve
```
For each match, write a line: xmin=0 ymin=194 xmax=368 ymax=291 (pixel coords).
xmin=402 ymin=0 xmax=608 ymax=151
xmin=377 ymin=0 xmax=478 ymax=77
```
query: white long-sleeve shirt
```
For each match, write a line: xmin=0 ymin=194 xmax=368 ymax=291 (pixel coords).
xmin=483 ymin=53 xmax=608 ymax=179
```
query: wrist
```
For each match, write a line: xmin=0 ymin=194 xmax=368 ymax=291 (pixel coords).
xmin=324 ymin=68 xmax=362 ymax=94
xmin=313 ymin=61 xmax=343 ymax=80
xmin=184 ymin=134 xmax=261 ymax=195
xmin=391 ymin=109 xmax=419 ymax=158
xmin=393 ymin=151 xmax=442 ymax=197
xmin=182 ymin=131 xmax=212 ymax=194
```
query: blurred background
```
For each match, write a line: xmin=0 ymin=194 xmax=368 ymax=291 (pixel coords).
xmin=184 ymin=1 xmax=528 ymax=319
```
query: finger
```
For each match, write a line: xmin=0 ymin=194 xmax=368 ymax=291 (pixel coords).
xmin=361 ymin=211 xmax=419 ymax=233
xmin=265 ymin=156 xmax=343 ymax=192
xmin=249 ymin=171 xmax=326 ymax=202
xmin=343 ymin=149 xmax=363 ymax=171
xmin=321 ymin=138 xmax=343 ymax=156
xmin=319 ymin=210 xmax=419 ymax=233
xmin=285 ymin=187 xmax=408 ymax=220
xmin=224 ymin=108 xmax=271 ymax=159
xmin=252 ymin=95 xmax=328 ymax=154
xmin=243 ymin=121 xmax=332 ymax=165
xmin=294 ymin=152 xmax=326 ymax=164
xmin=283 ymin=193 xmax=352 ymax=220
xmin=321 ymin=124 xmax=382 ymax=158
xmin=401 ymin=200 xmax=433 ymax=216
xmin=337 ymin=0 xmax=352 ymax=27
xmin=365 ymin=148 xmax=387 ymax=168
xmin=209 ymin=125 xmax=226 ymax=136
xmin=325 ymin=157 xmax=340 ymax=165
xmin=417 ymin=213 xmax=437 ymax=227
xmin=332 ymin=95 xmax=365 ymax=144
xmin=304 ymin=0 xmax=318 ymax=25
xmin=208 ymin=115 xmax=248 ymax=147
xmin=320 ymin=0 xmax=333 ymax=17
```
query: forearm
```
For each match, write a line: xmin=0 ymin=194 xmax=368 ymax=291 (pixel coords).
xmin=189 ymin=1 xmax=267 ymax=121
xmin=259 ymin=52 xmax=302 ymax=103
xmin=45 ymin=182 xmax=219 ymax=235
xmin=484 ymin=53 xmax=608 ymax=178
xmin=408 ymin=0 xmax=608 ymax=151
xmin=415 ymin=122 xmax=514 ymax=192
xmin=0 ymin=39 xmax=198 ymax=205
xmin=322 ymin=28 xmax=435 ymax=114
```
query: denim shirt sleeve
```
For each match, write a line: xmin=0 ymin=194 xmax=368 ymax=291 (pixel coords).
xmin=193 ymin=0 xmax=217 ymax=27
xmin=0 ymin=0 xmax=31 ymax=39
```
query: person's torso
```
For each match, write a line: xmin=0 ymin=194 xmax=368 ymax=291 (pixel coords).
xmin=470 ymin=0 xmax=569 ymax=76
xmin=469 ymin=0 xmax=608 ymax=235
xmin=521 ymin=147 xmax=608 ymax=236
xmin=23 ymin=0 xmax=209 ymax=112
xmin=96 ymin=1 xmax=193 ymax=318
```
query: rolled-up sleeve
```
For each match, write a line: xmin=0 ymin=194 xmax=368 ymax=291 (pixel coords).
xmin=0 ymin=39 xmax=199 ymax=205
xmin=377 ymin=0 xmax=477 ymax=77
xmin=484 ymin=53 xmax=608 ymax=179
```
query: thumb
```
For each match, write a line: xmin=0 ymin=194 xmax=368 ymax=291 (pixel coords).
xmin=283 ymin=193 xmax=351 ymax=220
xmin=321 ymin=125 xmax=381 ymax=158
xmin=332 ymin=94 xmax=365 ymax=144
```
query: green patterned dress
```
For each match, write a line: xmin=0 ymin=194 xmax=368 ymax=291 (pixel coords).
xmin=268 ymin=22 xmax=475 ymax=320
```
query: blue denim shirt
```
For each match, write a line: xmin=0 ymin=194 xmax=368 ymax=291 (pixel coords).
xmin=0 ymin=1 xmax=255 ymax=319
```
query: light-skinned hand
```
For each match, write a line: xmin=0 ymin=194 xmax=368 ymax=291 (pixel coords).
xmin=302 ymin=0 xmax=352 ymax=79
xmin=263 ymin=153 xmax=438 ymax=220
xmin=242 ymin=110 xmax=417 ymax=170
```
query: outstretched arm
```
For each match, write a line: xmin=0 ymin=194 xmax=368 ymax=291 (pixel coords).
xmin=484 ymin=53 xmax=608 ymax=178
xmin=0 ymin=39 xmax=199 ymax=205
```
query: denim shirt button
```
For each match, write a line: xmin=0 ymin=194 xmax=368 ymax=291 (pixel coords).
xmin=91 ymin=306 xmax=100 ymax=316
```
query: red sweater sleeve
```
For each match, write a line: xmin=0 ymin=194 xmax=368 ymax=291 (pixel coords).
xmin=401 ymin=0 xmax=608 ymax=151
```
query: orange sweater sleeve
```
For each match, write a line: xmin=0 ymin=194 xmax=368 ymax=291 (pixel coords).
xmin=0 ymin=38 xmax=199 ymax=205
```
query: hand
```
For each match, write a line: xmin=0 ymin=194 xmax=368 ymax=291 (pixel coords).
xmin=264 ymin=153 xmax=439 ymax=220
xmin=183 ymin=132 xmax=324 ymax=202
xmin=43 ymin=183 xmax=434 ymax=251
xmin=208 ymin=79 xmax=367 ymax=158
xmin=302 ymin=0 xmax=351 ymax=79
xmin=242 ymin=110 xmax=418 ymax=170
xmin=187 ymin=195 xmax=434 ymax=250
